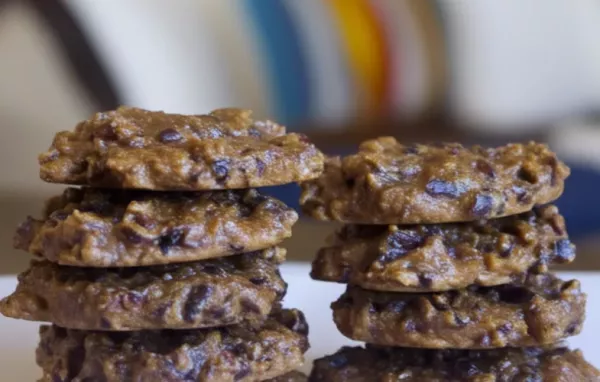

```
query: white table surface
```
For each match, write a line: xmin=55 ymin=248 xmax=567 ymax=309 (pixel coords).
xmin=0 ymin=264 xmax=598 ymax=381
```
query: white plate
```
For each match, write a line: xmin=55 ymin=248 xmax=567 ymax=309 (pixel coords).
xmin=0 ymin=264 xmax=598 ymax=381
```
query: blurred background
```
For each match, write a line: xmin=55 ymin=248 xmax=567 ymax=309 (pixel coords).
xmin=1 ymin=0 xmax=599 ymax=271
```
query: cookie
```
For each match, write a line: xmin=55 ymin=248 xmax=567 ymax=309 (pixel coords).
xmin=1 ymin=248 xmax=286 ymax=330
xmin=36 ymin=309 xmax=309 ymax=382
xmin=309 ymin=345 xmax=600 ymax=381
xmin=14 ymin=187 xmax=297 ymax=267
xmin=39 ymin=107 xmax=324 ymax=190
xmin=332 ymin=273 xmax=585 ymax=348
xmin=312 ymin=205 xmax=574 ymax=292
xmin=301 ymin=138 xmax=569 ymax=224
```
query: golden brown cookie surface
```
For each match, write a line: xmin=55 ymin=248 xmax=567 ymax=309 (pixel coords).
xmin=36 ymin=309 xmax=309 ymax=382
xmin=332 ymin=274 xmax=585 ymax=349
xmin=301 ymin=139 xmax=569 ymax=224
xmin=15 ymin=187 xmax=297 ymax=267
xmin=1 ymin=248 xmax=286 ymax=330
xmin=312 ymin=205 xmax=574 ymax=292
xmin=39 ymin=107 xmax=324 ymax=190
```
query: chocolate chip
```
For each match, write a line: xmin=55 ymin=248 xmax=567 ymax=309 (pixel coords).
xmin=158 ymin=128 xmax=183 ymax=143
xmin=240 ymin=298 xmax=262 ymax=315
xmin=249 ymin=276 xmax=267 ymax=286
xmin=183 ymin=285 xmax=212 ymax=323
xmin=379 ymin=230 xmax=424 ymax=263
xmin=565 ymin=321 xmax=580 ymax=335
xmin=418 ymin=274 xmax=433 ymax=288
xmin=277 ymin=310 xmax=308 ymax=336
xmin=512 ymin=185 xmax=532 ymax=204
xmin=158 ymin=228 xmax=184 ymax=254
xmin=426 ymin=179 xmax=461 ymax=198
xmin=404 ymin=320 xmax=417 ymax=332
xmin=517 ymin=167 xmax=537 ymax=183
xmin=345 ymin=178 xmax=355 ymax=188
xmin=554 ymin=239 xmax=575 ymax=263
xmin=446 ymin=247 xmax=457 ymax=259
xmin=472 ymin=194 xmax=494 ymax=217
xmin=125 ymin=292 xmax=143 ymax=306
xmin=94 ymin=125 xmax=118 ymax=141
xmin=497 ymin=322 xmax=513 ymax=335
xmin=255 ymin=158 xmax=266 ymax=177
xmin=120 ymin=227 xmax=144 ymax=244
xmin=475 ymin=159 xmax=496 ymax=178
xmin=212 ymin=159 xmax=229 ymax=181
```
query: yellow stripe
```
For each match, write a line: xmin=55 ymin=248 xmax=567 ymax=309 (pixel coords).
xmin=328 ymin=0 xmax=388 ymax=114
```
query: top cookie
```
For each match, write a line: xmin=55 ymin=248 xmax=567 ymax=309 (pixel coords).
xmin=39 ymin=107 xmax=324 ymax=190
xmin=301 ymin=138 xmax=569 ymax=224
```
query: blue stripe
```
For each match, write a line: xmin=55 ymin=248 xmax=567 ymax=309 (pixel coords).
xmin=244 ymin=1 xmax=310 ymax=124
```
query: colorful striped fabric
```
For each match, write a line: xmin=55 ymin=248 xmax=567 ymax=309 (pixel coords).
xmin=241 ymin=0 xmax=447 ymax=125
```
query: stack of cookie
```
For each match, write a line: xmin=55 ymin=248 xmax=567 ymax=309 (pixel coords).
xmin=1 ymin=107 xmax=324 ymax=381
xmin=301 ymin=137 xmax=600 ymax=381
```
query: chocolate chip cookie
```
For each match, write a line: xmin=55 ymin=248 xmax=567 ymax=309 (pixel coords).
xmin=312 ymin=205 xmax=574 ymax=292
xmin=332 ymin=273 xmax=585 ymax=348
xmin=301 ymin=138 xmax=569 ymax=224
xmin=36 ymin=309 xmax=309 ymax=382
xmin=15 ymin=187 xmax=297 ymax=267
xmin=309 ymin=345 xmax=600 ymax=381
xmin=39 ymin=107 xmax=324 ymax=190
xmin=1 ymin=248 xmax=286 ymax=330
